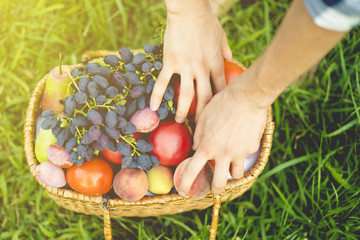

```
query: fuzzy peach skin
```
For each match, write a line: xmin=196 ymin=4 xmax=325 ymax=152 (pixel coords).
xmin=113 ymin=168 xmax=149 ymax=201
xmin=174 ymin=158 xmax=214 ymax=200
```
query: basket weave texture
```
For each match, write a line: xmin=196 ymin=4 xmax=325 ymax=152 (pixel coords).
xmin=24 ymin=50 xmax=274 ymax=238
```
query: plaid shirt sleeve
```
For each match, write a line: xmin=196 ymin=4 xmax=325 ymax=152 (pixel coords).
xmin=304 ymin=0 xmax=360 ymax=31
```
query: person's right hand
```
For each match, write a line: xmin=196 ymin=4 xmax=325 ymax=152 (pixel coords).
xmin=150 ymin=0 xmax=232 ymax=123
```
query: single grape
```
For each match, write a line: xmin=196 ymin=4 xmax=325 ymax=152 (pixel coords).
xmin=65 ymin=137 xmax=78 ymax=154
xmin=132 ymin=53 xmax=146 ymax=65
xmin=116 ymin=141 xmax=131 ymax=157
xmin=125 ymin=63 xmax=136 ymax=72
xmin=171 ymin=106 xmax=176 ymax=115
xmin=105 ymin=86 xmax=119 ymax=98
xmin=88 ymin=67 xmax=101 ymax=76
xmin=41 ymin=116 xmax=58 ymax=130
xmin=121 ymin=156 xmax=133 ymax=165
xmin=93 ymin=75 xmax=109 ymax=89
xmin=130 ymin=85 xmax=145 ymax=99
xmin=111 ymin=71 xmax=126 ymax=88
xmin=152 ymin=43 xmax=161 ymax=54
xmin=117 ymin=116 xmax=127 ymax=128
xmin=87 ymin=109 xmax=104 ymax=125
xmin=157 ymin=103 xmax=169 ymax=120
xmin=57 ymin=129 xmax=70 ymax=147
xmin=52 ymin=121 xmax=62 ymax=137
xmin=64 ymin=95 xmax=76 ymax=116
xmin=77 ymin=144 xmax=89 ymax=157
xmin=75 ymin=91 xmax=88 ymax=105
xmin=105 ymin=126 xmax=120 ymax=140
xmin=136 ymin=139 xmax=153 ymax=152
xmin=104 ymin=54 xmax=120 ymax=67
xmin=108 ymin=139 xmax=117 ymax=152
xmin=125 ymin=101 xmax=137 ymax=117
xmin=99 ymin=66 xmax=112 ymax=78
xmin=119 ymin=47 xmax=134 ymax=64
xmin=121 ymin=122 xmax=137 ymax=135
xmin=74 ymin=157 xmax=84 ymax=166
xmin=154 ymin=61 xmax=162 ymax=70
xmin=141 ymin=62 xmax=153 ymax=74
xmin=114 ymin=105 xmax=126 ymax=116
xmin=81 ymin=132 xmax=93 ymax=144
xmin=88 ymin=125 xmax=101 ymax=141
xmin=68 ymin=121 xmax=76 ymax=135
xmin=149 ymin=154 xmax=159 ymax=166
xmin=125 ymin=72 xmax=141 ymax=85
xmin=71 ymin=68 xmax=81 ymax=78
xmin=137 ymin=154 xmax=152 ymax=171
xmin=144 ymin=44 xmax=152 ymax=53
xmin=105 ymin=111 xmax=118 ymax=128
xmin=146 ymin=79 xmax=155 ymax=94
xmin=87 ymin=81 xmax=100 ymax=98
xmin=84 ymin=62 xmax=101 ymax=72
xmin=41 ymin=110 xmax=55 ymax=118
xmin=69 ymin=152 xmax=79 ymax=163
xmin=164 ymin=85 xmax=174 ymax=101
xmin=95 ymin=95 xmax=107 ymax=105
xmin=92 ymin=141 xmax=103 ymax=151
xmin=79 ymin=76 xmax=90 ymax=92
xmin=137 ymin=95 xmax=146 ymax=110
xmin=98 ymin=133 xmax=110 ymax=150
xmin=72 ymin=116 xmax=89 ymax=127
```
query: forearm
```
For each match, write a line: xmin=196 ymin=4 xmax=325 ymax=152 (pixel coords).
xmin=230 ymin=0 xmax=347 ymax=107
xmin=165 ymin=0 xmax=211 ymax=16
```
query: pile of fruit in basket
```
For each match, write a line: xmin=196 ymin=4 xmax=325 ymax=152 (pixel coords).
xmin=34 ymin=41 xmax=246 ymax=201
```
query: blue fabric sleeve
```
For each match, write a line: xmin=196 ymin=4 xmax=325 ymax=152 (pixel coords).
xmin=304 ymin=0 xmax=360 ymax=31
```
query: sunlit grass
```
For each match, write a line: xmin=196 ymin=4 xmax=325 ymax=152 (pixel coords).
xmin=0 ymin=0 xmax=359 ymax=239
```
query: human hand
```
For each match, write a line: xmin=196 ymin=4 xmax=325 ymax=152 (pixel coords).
xmin=150 ymin=1 xmax=232 ymax=123
xmin=176 ymin=71 xmax=268 ymax=196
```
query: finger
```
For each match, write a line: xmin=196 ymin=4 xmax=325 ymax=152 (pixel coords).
xmin=150 ymin=66 xmax=173 ymax=111
xmin=210 ymin=58 xmax=226 ymax=93
xmin=195 ymin=72 xmax=212 ymax=122
xmin=230 ymin=158 xmax=245 ymax=179
xmin=192 ymin=112 xmax=205 ymax=150
xmin=178 ymin=149 xmax=210 ymax=195
xmin=211 ymin=157 xmax=231 ymax=195
xmin=175 ymin=71 xmax=195 ymax=123
xmin=221 ymin=31 xmax=232 ymax=61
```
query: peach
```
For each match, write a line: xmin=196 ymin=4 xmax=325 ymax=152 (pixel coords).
xmin=146 ymin=165 xmax=174 ymax=194
xmin=113 ymin=168 xmax=148 ymax=201
xmin=35 ymin=161 xmax=66 ymax=188
xmin=174 ymin=158 xmax=214 ymax=200
xmin=130 ymin=107 xmax=160 ymax=133
xmin=47 ymin=143 xmax=73 ymax=168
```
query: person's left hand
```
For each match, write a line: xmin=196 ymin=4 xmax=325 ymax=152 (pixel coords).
xmin=176 ymin=72 xmax=268 ymax=196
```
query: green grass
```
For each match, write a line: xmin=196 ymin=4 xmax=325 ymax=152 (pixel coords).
xmin=0 ymin=0 xmax=359 ymax=239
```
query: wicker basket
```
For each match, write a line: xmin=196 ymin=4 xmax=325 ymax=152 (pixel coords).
xmin=24 ymin=50 xmax=275 ymax=240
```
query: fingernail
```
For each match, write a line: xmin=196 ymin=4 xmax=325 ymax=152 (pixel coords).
xmin=178 ymin=191 xmax=186 ymax=197
xmin=175 ymin=117 xmax=184 ymax=123
xmin=150 ymin=103 xmax=157 ymax=111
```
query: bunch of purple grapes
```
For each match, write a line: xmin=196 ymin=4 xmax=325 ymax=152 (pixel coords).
xmin=41 ymin=43 xmax=174 ymax=170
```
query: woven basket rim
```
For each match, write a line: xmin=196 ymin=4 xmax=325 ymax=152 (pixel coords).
xmin=23 ymin=51 xmax=274 ymax=207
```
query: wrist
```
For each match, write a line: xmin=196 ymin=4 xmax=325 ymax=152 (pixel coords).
xmin=227 ymin=57 xmax=280 ymax=109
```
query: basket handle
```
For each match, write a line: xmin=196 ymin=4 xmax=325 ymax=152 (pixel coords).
xmin=102 ymin=197 xmax=113 ymax=240
xmin=101 ymin=195 xmax=222 ymax=240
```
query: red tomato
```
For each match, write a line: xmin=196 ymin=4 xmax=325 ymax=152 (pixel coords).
xmin=66 ymin=158 xmax=113 ymax=196
xmin=224 ymin=60 xmax=245 ymax=85
xmin=173 ymin=78 xmax=197 ymax=116
xmin=101 ymin=133 xmax=141 ymax=164
xmin=149 ymin=122 xmax=192 ymax=166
